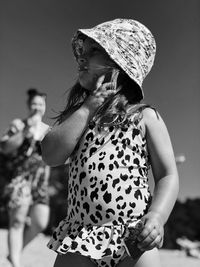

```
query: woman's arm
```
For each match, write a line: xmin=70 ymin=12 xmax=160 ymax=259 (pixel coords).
xmin=137 ymin=108 xmax=179 ymax=251
xmin=0 ymin=119 xmax=25 ymax=154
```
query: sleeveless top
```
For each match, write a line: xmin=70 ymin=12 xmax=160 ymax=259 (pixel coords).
xmin=47 ymin=108 xmax=152 ymax=259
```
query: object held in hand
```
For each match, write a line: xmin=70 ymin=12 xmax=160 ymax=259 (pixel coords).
xmin=124 ymin=220 xmax=144 ymax=260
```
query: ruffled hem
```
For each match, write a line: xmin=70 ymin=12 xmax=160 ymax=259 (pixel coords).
xmin=47 ymin=219 xmax=139 ymax=260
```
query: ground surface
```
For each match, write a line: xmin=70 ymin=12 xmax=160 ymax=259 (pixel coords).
xmin=0 ymin=229 xmax=199 ymax=267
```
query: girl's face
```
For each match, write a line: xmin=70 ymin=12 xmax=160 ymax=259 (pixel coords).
xmin=75 ymin=37 xmax=117 ymax=91
xmin=28 ymin=95 xmax=46 ymax=117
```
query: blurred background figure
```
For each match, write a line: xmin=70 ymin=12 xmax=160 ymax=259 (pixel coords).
xmin=175 ymin=154 xmax=186 ymax=165
xmin=0 ymin=88 xmax=50 ymax=267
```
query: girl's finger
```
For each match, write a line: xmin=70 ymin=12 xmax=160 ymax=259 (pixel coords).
xmin=137 ymin=223 xmax=154 ymax=242
xmin=138 ymin=234 xmax=163 ymax=251
xmin=101 ymin=82 xmax=116 ymax=91
xmin=111 ymin=69 xmax=120 ymax=90
xmin=96 ymin=82 xmax=115 ymax=94
xmin=138 ymin=228 xmax=159 ymax=247
xmin=92 ymin=85 xmax=116 ymax=99
xmin=96 ymin=75 xmax=105 ymax=90
xmin=157 ymin=235 xmax=164 ymax=249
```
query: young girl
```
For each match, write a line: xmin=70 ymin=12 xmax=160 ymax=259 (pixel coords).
xmin=0 ymin=89 xmax=50 ymax=267
xmin=41 ymin=19 xmax=179 ymax=267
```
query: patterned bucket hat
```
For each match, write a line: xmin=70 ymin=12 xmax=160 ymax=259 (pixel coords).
xmin=72 ymin=18 xmax=156 ymax=99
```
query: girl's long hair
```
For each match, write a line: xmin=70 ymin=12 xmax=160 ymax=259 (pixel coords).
xmin=56 ymin=70 xmax=145 ymax=126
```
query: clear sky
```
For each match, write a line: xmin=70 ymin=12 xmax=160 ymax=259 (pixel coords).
xmin=0 ymin=0 xmax=199 ymax=201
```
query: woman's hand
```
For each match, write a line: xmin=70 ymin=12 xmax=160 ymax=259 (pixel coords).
xmin=10 ymin=119 xmax=25 ymax=133
xmin=137 ymin=211 xmax=164 ymax=251
xmin=26 ymin=112 xmax=41 ymax=127
xmin=0 ymin=119 xmax=26 ymax=154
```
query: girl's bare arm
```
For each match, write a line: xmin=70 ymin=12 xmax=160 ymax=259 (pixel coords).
xmin=41 ymin=104 xmax=93 ymax=166
xmin=41 ymin=77 xmax=114 ymax=167
xmin=137 ymin=108 xmax=179 ymax=251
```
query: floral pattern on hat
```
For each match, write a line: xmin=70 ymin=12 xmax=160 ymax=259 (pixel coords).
xmin=72 ymin=18 xmax=156 ymax=99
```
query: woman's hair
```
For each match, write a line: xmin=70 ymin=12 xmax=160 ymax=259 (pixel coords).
xmin=56 ymin=70 xmax=144 ymax=126
xmin=27 ymin=88 xmax=47 ymax=106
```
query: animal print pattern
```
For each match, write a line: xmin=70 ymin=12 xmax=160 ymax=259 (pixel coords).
xmin=47 ymin=110 xmax=152 ymax=267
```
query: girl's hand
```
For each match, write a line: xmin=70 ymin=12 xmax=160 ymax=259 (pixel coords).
xmin=137 ymin=211 xmax=164 ymax=251
xmin=83 ymin=75 xmax=117 ymax=114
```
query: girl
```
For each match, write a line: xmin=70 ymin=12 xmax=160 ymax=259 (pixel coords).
xmin=41 ymin=19 xmax=179 ymax=267
xmin=0 ymin=88 xmax=50 ymax=267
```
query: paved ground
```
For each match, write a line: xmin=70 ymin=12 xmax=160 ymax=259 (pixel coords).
xmin=0 ymin=229 xmax=199 ymax=267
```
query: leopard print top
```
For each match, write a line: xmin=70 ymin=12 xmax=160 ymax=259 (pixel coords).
xmin=47 ymin=110 xmax=152 ymax=262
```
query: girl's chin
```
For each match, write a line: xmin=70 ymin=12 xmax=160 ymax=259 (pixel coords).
xmin=79 ymin=78 xmax=95 ymax=91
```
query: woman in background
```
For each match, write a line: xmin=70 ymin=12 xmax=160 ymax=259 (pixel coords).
xmin=0 ymin=88 xmax=50 ymax=267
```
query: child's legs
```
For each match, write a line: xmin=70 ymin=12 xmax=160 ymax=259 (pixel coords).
xmin=23 ymin=203 xmax=50 ymax=247
xmin=135 ymin=248 xmax=161 ymax=267
xmin=8 ymin=203 xmax=30 ymax=267
xmin=118 ymin=248 xmax=161 ymax=267
xmin=54 ymin=253 xmax=96 ymax=267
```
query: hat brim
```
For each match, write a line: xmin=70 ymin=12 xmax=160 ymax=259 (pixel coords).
xmin=73 ymin=29 xmax=144 ymax=100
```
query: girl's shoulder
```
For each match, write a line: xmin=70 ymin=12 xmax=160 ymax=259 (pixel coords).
xmin=132 ymin=104 xmax=160 ymax=137
xmin=139 ymin=106 xmax=169 ymax=139
xmin=142 ymin=106 xmax=160 ymax=122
